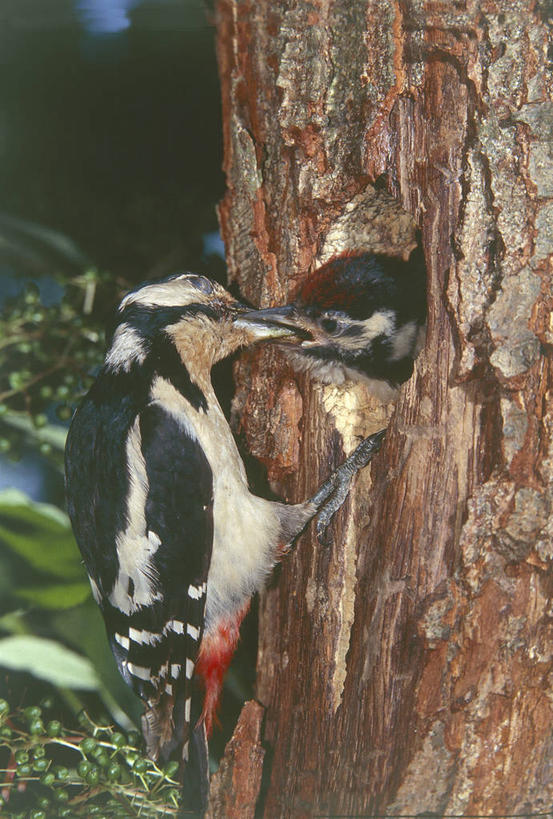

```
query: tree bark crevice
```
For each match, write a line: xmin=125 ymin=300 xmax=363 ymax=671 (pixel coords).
xmin=213 ymin=0 xmax=553 ymax=814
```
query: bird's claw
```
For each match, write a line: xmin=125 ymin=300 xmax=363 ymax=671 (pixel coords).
xmin=314 ymin=429 xmax=385 ymax=542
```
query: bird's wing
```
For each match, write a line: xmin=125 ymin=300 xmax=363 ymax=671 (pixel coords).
xmin=101 ymin=401 xmax=214 ymax=765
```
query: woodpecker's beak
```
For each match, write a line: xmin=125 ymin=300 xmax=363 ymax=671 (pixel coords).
xmin=235 ymin=306 xmax=317 ymax=345
xmin=233 ymin=306 xmax=308 ymax=341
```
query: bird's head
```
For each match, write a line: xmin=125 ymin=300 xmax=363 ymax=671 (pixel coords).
xmin=243 ymin=249 xmax=427 ymax=397
xmin=105 ymin=272 xmax=301 ymax=375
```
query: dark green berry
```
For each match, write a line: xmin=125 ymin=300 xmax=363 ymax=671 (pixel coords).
xmin=56 ymin=384 xmax=70 ymax=399
xmin=107 ymin=761 xmax=121 ymax=781
xmin=15 ymin=749 xmax=29 ymax=764
xmin=127 ymin=729 xmax=141 ymax=746
xmin=86 ymin=766 xmax=100 ymax=785
xmin=55 ymin=789 xmax=69 ymax=802
xmin=78 ymin=759 xmax=92 ymax=778
xmin=16 ymin=763 xmax=32 ymax=776
xmin=46 ymin=720 xmax=62 ymax=737
xmin=55 ymin=765 xmax=69 ymax=781
xmin=0 ymin=698 xmax=9 ymax=717
xmin=0 ymin=726 xmax=12 ymax=738
xmin=111 ymin=732 xmax=125 ymax=748
xmin=40 ymin=772 xmax=55 ymax=787
xmin=8 ymin=372 xmax=24 ymax=390
xmin=33 ymin=757 xmax=49 ymax=772
xmin=56 ymin=404 xmax=72 ymax=421
xmin=80 ymin=736 xmax=97 ymax=754
xmin=24 ymin=705 xmax=42 ymax=721
xmin=132 ymin=757 xmax=149 ymax=774
xmin=29 ymin=717 xmax=44 ymax=735
xmin=33 ymin=744 xmax=46 ymax=758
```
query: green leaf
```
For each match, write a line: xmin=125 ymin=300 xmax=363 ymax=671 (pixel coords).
xmin=16 ymin=581 xmax=90 ymax=610
xmin=0 ymin=635 xmax=100 ymax=690
xmin=0 ymin=489 xmax=84 ymax=580
xmin=0 ymin=411 xmax=67 ymax=452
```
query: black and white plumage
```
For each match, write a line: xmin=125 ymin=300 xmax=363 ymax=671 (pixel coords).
xmin=247 ymin=247 xmax=426 ymax=400
xmin=65 ymin=272 xmax=384 ymax=810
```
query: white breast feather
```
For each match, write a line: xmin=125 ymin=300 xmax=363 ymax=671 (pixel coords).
xmin=149 ymin=377 xmax=281 ymax=632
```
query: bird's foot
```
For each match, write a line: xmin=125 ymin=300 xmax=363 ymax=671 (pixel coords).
xmin=311 ymin=429 xmax=385 ymax=541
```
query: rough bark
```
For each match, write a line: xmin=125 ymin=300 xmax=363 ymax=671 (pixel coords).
xmin=213 ymin=0 xmax=553 ymax=815
xmin=206 ymin=700 xmax=265 ymax=819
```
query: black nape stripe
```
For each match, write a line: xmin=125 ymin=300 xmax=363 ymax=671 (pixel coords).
xmin=150 ymin=335 xmax=208 ymax=413
xmin=105 ymin=303 xmax=212 ymax=413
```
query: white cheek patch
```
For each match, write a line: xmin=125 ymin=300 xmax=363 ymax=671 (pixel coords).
xmin=105 ymin=323 xmax=147 ymax=372
xmin=390 ymin=321 xmax=418 ymax=361
xmin=333 ymin=309 xmax=396 ymax=353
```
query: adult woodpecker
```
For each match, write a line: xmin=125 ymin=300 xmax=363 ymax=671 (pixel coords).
xmin=64 ymin=272 xmax=384 ymax=809
xmin=246 ymin=247 xmax=426 ymax=400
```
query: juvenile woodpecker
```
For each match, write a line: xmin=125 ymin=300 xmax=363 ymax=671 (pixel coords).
xmin=64 ymin=272 xmax=384 ymax=808
xmin=248 ymin=247 xmax=426 ymax=400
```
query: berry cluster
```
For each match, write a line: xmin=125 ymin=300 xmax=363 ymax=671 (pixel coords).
xmin=0 ymin=699 xmax=181 ymax=817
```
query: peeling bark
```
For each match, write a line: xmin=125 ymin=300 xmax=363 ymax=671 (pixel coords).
xmin=214 ymin=0 xmax=553 ymax=815
xmin=206 ymin=701 xmax=265 ymax=819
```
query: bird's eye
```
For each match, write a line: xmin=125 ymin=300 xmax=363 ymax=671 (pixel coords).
xmin=188 ymin=275 xmax=214 ymax=295
xmin=320 ymin=317 xmax=338 ymax=333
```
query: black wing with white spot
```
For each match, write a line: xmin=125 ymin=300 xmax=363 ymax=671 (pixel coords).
xmin=104 ymin=402 xmax=213 ymax=763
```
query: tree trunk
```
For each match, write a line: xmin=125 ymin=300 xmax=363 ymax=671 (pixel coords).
xmin=211 ymin=0 xmax=553 ymax=815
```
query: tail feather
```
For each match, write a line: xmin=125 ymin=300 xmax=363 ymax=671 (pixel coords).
xmin=142 ymin=693 xmax=209 ymax=816
xmin=182 ymin=720 xmax=209 ymax=815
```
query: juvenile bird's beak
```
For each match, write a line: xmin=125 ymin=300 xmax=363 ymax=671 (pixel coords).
xmin=233 ymin=306 xmax=308 ymax=341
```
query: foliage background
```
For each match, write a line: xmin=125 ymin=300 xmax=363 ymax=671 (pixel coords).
xmin=0 ymin=1 xmax=253 ymax=812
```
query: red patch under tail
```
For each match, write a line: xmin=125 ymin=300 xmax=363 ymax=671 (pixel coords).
xmin=195 ymin=602 xmax=250 ymax=736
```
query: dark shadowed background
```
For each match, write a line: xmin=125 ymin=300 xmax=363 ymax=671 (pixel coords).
xmin=0 ymin=0 xmax=255 ymax=776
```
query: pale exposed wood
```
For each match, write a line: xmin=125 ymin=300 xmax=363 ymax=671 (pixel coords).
xmin=214 ymin=0 xmax=553 ymax=815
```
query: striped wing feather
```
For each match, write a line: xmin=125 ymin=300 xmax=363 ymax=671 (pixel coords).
xmin=104 ymin=403 xmax=214 ymax=764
